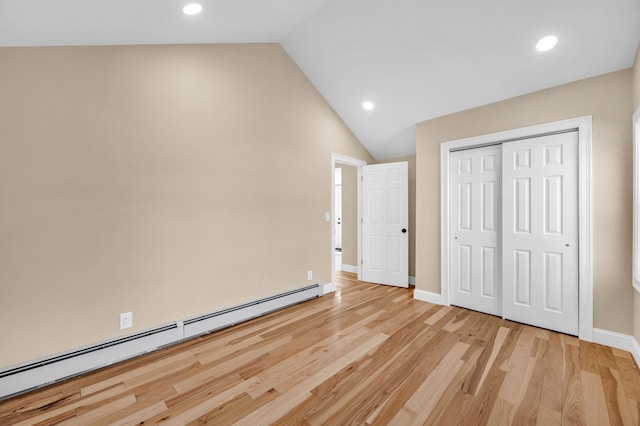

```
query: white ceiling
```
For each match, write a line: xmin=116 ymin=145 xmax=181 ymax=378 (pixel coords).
xmin=1 ymin=0 xmax=639 ymax=159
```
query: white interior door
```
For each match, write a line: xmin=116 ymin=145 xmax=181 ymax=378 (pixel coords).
xmin=450 ymin=146 xmax=501 ymax=316
xmin=362 ymin=162 xmax=409 ymax=287
xmin=502 ymin=131 xmax=579 ymax=335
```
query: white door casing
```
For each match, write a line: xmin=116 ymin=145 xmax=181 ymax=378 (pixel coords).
xmin=335 ymin=183 xmax=342 ymax=250
xmin=502 ymin=131 xmax=579 ymax=335
xmin=450 ymin=146 xmax=502 ymax=316
xmin=330 ymin=154 xmax=367 ymax=294
xmin=362 ymin=162 xmax=409 ymax=287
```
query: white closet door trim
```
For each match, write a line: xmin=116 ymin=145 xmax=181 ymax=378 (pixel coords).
xmin=439 ymin=116 xmax=593 ymax=342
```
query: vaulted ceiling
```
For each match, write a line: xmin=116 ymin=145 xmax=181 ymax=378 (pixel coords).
xmin=1 ymin=0 xmax=639 ymax=159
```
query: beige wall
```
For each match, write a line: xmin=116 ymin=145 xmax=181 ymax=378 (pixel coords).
xmin=339 ymin=165 xmax=358 ymax=267
xmin=0 ymin=44 xmax=373 ymax=369
xmin=416 ymin=69 xmax=633 ymax=334
xmin=375 ymin=156 xmax=417 ymax=278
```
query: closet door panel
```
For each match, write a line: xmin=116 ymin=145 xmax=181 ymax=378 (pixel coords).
xmin=502 ymin=132 xmax=579 ymax=335
xmin=450 ymin=146 xmax=501 ymax=316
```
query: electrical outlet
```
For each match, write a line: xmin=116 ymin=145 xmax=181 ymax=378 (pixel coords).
xmin=120 ymin=312 xmax=133 ymax=330
xmin=307 ymin=270 xmax=313 ymax=281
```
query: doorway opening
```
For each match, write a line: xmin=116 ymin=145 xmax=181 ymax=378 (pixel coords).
xmin=330 ymin=154 xmax=366 ymax=293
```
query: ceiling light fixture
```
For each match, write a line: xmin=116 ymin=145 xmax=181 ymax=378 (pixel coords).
xmin=182 ymin=3 xmax=203 ymax=15
xmin=362 ymin=101 xmax=374 ymax=111
xmin=536 ymin=35 xmax=558 ymax=52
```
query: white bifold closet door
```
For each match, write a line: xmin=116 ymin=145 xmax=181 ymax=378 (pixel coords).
xmin=449 ymin=131 xmax=579 ymax=336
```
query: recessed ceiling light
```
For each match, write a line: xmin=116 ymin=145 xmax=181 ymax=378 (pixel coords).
xmin=182 ymin=3 xmax=203 ymax=15
xmin=536 ymin=35 xmax=558 ymax=52
xmin=362 ymin=101 xmax=374 ymax=111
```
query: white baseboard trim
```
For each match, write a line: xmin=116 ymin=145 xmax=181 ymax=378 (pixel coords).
xmin=633 ymin=339 xmax=640 ymax=368
xmin=323 ymin=282 xmax=336 ymax=294
xmin=592 ymin=328 xmax=640 ymax=366
xmin=409 ymin=276 xmax=416 ymax=286
xmin=413 ymin=289 xmax=443 ymax=305
xmin=340 ymin=264 xmax=358 ymax=273
xmin=0 ymin=283 xmax=322 ymax=401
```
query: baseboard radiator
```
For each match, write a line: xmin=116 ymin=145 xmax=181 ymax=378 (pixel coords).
xmin=0 ymin=283 xmax=321 ymax=401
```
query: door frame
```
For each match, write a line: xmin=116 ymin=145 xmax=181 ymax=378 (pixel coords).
xmin=329 ymin=153 xmax=367 ymax=293
xmin=440 ymin=116 xmax=593 ymax=341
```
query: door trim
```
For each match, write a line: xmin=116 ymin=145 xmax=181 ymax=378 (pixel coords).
xmin=331 ymin=154 xmax=367 ymax=292
xmin=633 ymin=106 xmax=640 ymax=293
xmin=440 ymin=116 xmax=593 ymax=341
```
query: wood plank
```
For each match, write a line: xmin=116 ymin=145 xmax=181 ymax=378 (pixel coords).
xmin=540 ymin=332 xmax=563 ymax=412
xmin=191 ymin=334 xmax=264 ymax=364
xmin=442 ymin=345 xmax=507 ymax=424
xmin=442 ymin=308 xmax=471 ymax=333
xmin=612 ymin=347 xmax=633 ymax=359
xmin=60 ymin=394 xmax=137 ymax=426
xmin=187 ymin=388 xmax=280 ymax=425
xmin=562 ymin=344 xmax=586 ymax=425
xmin=600 ymin=367 xmax=626 ymax=425
xmin=10 ymin=384 xmax=126 ymax=426
xmin=499 ymin=328 xmax=536 ymax=405
xmin=511 ymin=356 xmax=545 ymax=424
xmin=595 ymin=344 xmax=618 ymax=371
xmin=80 ymin=350 xmax=197 ymax=397
xmin=580 ymin=340 xmax=601 ymax=375
xmin=422 ymin=352 xmax=478 ymax=425
xmin=582 ymin=370 xmax=611 ymax=426
xmin=172 ymin=335 xmax=291 ymax=395
xmin=609 ymin=368 xmax=637 ymax=426
xmin=628 ymin=398 xmax=640 ymax=425
xmin=152 ymin=376 xmax=263 ymax=425
xmin=0 ymin=387 xmax=72 ymax=418
xmin=255 ymin=327 xmax=377 ymax=397
xmin=424 ymin=305 xmax=452 ymax=325
xmin=430 ymin=391 xmax=473 ymax=426
xmin=109 ymin=401 xmax=169 ymax=426
xmin=486 ymin=397 xmax=513 ymax=426
xmin=536 ymin=404 xmax=561 ymax=426
xmin=615 ymin=355 xmax=640 ymax=401
xmin=495 ymin=322 xmax=524 ymax=371
xmin=562 ymin=334 xmax=580 ymax=347
xmin=467 ymin=326 xmax=509 ymax=395
xmin=388 ymin=341 xmax=469 ymax=425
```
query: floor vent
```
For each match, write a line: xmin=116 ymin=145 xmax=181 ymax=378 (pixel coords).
xmin=0 ymin=283 xmax=321 ymax=401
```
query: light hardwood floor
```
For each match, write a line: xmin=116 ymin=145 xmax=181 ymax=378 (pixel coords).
xmin=2 ymin=271 xmax=640 ymax=425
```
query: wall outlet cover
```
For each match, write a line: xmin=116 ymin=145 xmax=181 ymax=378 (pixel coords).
xmin=120 ymin=312 xmax=133 ymax=330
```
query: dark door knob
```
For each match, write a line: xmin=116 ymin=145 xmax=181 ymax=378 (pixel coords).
xmin=402 ymin=228 xmax=407 ymax=233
